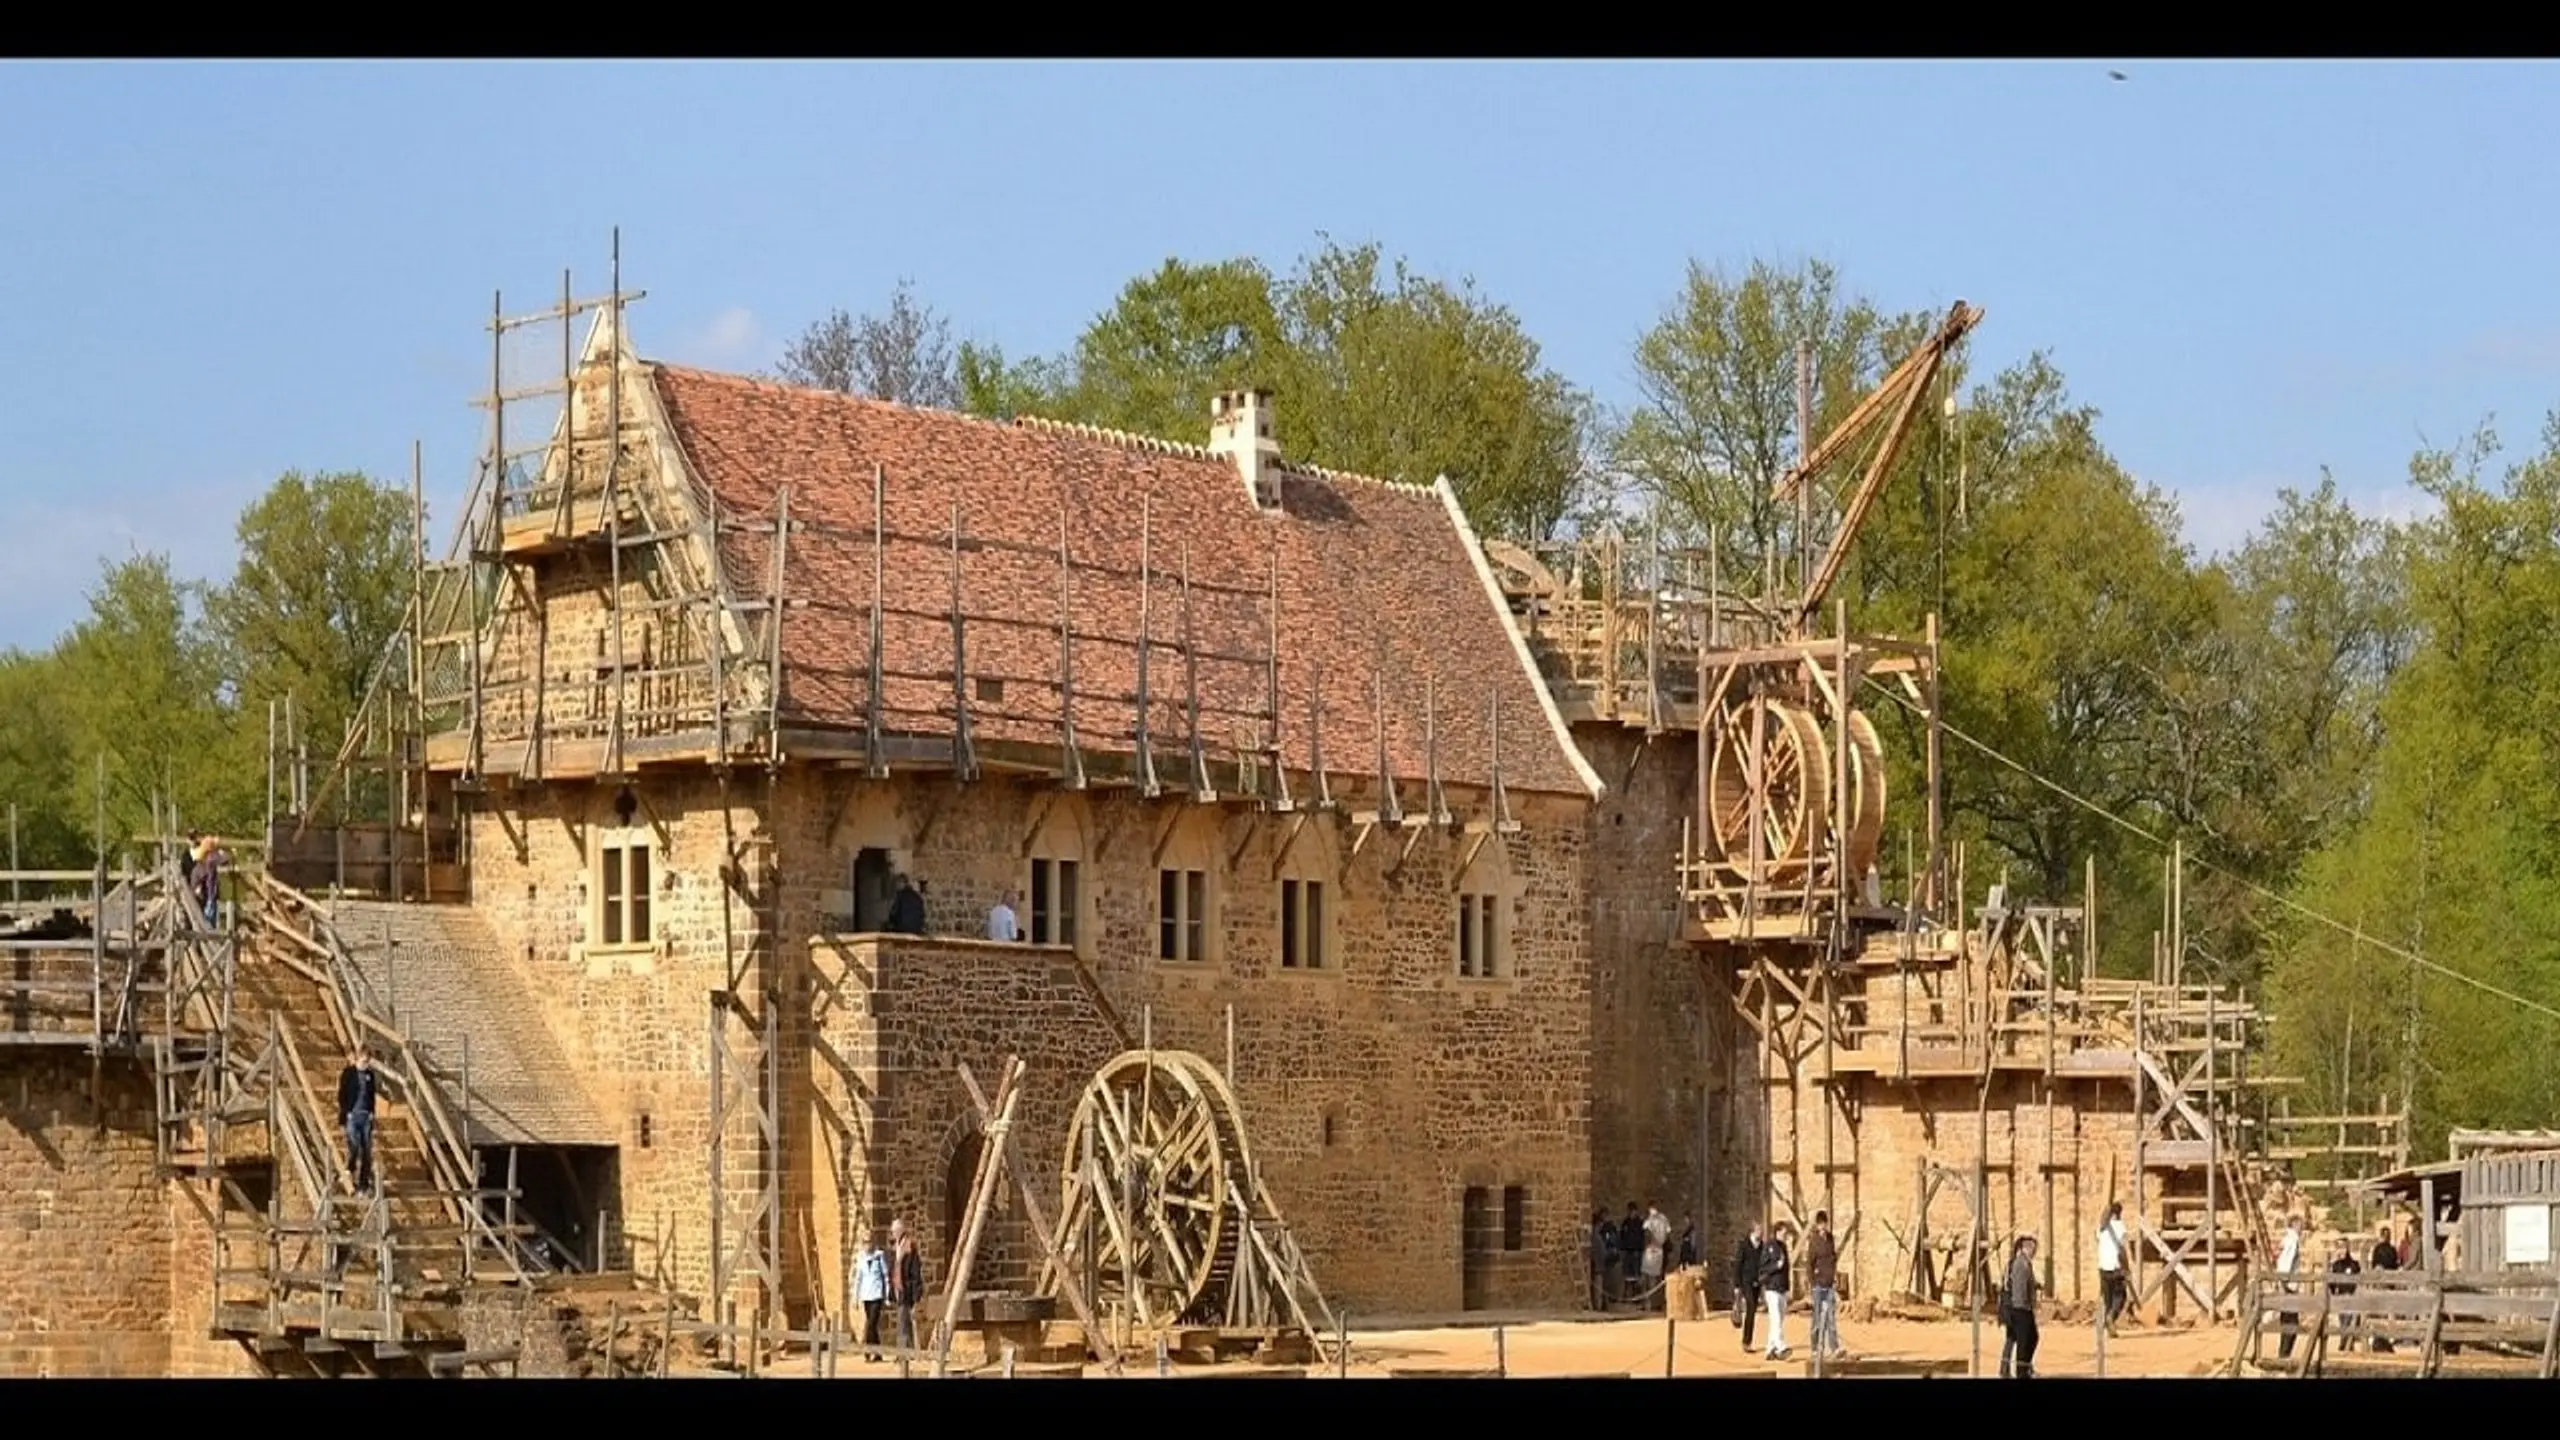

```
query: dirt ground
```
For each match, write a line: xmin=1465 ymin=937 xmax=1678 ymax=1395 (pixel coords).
xmin=1330 ymin=1309 xmax=2239 ymax=1379
xmin=691 ymin=1308 xmax=2242 ymax=1379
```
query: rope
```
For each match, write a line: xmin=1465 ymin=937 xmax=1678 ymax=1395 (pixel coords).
xmin=1860 ymin=676 xmax=2560 ymax=1027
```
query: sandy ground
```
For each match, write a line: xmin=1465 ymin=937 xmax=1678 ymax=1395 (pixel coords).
xmin=685 ymin=1309 xmax=2242 ymax=1379
xmin=1328 ymin=1309 xmax=2237 ymax=1379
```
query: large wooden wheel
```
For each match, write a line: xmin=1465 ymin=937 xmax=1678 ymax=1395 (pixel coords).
xmin=1708 ymin=694 xmax=1831 ymax=876
xmin=1056 ymin=1049 xmax=1257 ymax=1329
xmin=1844 ymin=709 xmax=1888 ymax=882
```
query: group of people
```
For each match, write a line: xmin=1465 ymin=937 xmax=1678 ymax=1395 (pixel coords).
xmin=847 ymin=1221 xmax=929 ymax=1362
xmin=2271 ymin=1211 xmax=2435 ymax=1359
xmin=1587 ymin=1203 xmax=1694 ymax=1309
xmin=1728 ymin=1213 xmax=1846 ymax=1362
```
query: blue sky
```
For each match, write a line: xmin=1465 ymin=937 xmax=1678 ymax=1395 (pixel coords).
xmin=4 ymin=60 xmax=2557 ymax=650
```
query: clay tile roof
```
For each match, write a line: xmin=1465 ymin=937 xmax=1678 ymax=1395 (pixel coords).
xmin=647 ymin=364 xmax=1599 ymax=800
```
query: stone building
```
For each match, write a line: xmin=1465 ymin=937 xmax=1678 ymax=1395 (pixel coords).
xmin=393 ymin=307 xmax=1623 ymax=1327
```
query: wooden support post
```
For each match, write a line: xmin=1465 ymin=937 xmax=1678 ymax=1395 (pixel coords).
xmin=1135 ymin=496 xmax=1158 ymax=797
xmin=956 ymin=1060 xmax=1123 ymax=1374
xmin=932 ymin=1062 xmax=1021 ymax=1367
xmin=1924 ymin=612 xmax=1942 ymax=913
xmin=2207 ymin=984 xmax=2219 ymax=1318
xmin=948 ymin=496 xmax=976 ymax=780
xmin=1058 ymin=503 xmax=1085 ymax=790
xmin=865 ymin=463 xmax=887 ymax=777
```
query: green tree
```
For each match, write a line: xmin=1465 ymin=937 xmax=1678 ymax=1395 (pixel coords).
xmin=1272 ymin=241 xmax=1592 ymax=539
xmin=1045 ymin=258 xmax=1287 ymax=441
xmin=2265 ymin=419 xmax=2560 ymax=1153
xmin=205 ymin=470 xmax=418 ymax=776
xmin=0 ymin=648 xmax=84 ymax=870
xmin=948 ymin=241 xmax=1595 ymax=539
xmin=51 ymin=553 xmax=234 ymax=852
xmin=1609 ymin=258 xmax=1943 ymax=583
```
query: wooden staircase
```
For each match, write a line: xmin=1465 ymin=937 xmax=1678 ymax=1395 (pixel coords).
xmin=146 ymin=861 xmax=550 ymax=1374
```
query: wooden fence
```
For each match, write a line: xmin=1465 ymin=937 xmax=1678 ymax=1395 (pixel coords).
xmin=2231 ymin=1267 xmax=2560 ymax=1378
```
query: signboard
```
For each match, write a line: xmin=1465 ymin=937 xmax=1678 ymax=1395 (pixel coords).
xmin=2503 ymin=1203 xmax=2552 ymax=1267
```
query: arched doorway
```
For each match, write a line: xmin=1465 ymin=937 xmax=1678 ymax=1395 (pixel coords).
xmin=944 ymin=1130 xmax=986 ymax=1274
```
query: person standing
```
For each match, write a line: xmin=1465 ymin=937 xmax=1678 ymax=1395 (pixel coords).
xmin=985 ymin=891 xmax=1020 ymax=942
xmin=336 ymin=1044 xmax=379 ymax=1195
xmin=1759 ymin=1222 xmax=1794 ymax=1360
xmin=1807 ymin=1210 xmax=1843 ymax=1360
xmin=2367 ymin=1222 xmax=2399 ymax=1353
xmin=888 ymin=1218 xmax=925 ymax=1358
xmin=852 ymin=1230 xmax=890 ymax=1362
xmin=2000 ymin=1235 xmax=2040 ymax=1378
xmin=1617 ymin=1203 xmax=1644 ymax=1308
xmin=1733 ymin=1222 xmax=1764 ymax=1351
xmin=2274 ymin=1215 xmax=2305 ymax=1360
xmin=1677 ymin=1214 xmax=1700 ymax=1271
xmin=1641 ymin=1203 xmax=1671 ymax=1311
xmin=1589 ymin=1209 xmax=1615 ymax=1309
xmin=192 ymin=833 xmax=226 ymax=927
xmin=2095 ymin=1200 xmax=2130 ymax=1331
xmin=887 ymin=875 xmax=926 ymax=935
xmin=2327 ymin=1235 xmax=2362 ymax=1354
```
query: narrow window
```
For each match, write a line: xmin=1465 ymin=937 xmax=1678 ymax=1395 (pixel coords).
xmin=1502 ymin=1186 xmax=1526 ymax=1251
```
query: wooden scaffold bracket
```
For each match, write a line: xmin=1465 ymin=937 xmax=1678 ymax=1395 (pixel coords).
xmin=864 ymin=463 xmax=889 ymax=779
xmin=1057 ymin=504 xmax=1087 ymax=791
xmin=1134 ymin=496 xmax=1161 ymax=799
xmin=948 ymin=497 xmax=980 ymax=783
xmin=1262 ymin=542 xmax=1292 ymax=812
xmin=1180 ymin=540 xmax=1216 ymax=802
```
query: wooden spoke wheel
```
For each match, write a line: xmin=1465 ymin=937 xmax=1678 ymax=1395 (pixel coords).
xmin=1707 ymin=694 xmax=1831 ymax=875
xmin=1844 ymin=709 xmax=1888 ymax=882
xmin=1057 ymin=1049 xmax=1258 ymax=1330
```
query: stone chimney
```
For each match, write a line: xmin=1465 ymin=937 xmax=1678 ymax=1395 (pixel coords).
xmin=1209 ymin=389 xmax=1283 ymax=509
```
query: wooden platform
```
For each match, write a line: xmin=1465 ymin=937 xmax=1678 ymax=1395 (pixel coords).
xmin=1801 ymin=1355 xmax=1968 ymax=1378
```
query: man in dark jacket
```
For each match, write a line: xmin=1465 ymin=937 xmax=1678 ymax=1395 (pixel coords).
xmin=887 ymin=876 xmax=926 ymax=935
xmin=2328 ymin=1236 xmax=2364 ymax=1353
xmin=1807 ymin=1210 xmax=1843 ymax=1359
xmin=1733 ymin=1222 xmax=1763 ymax=1350
xmin=337 ymin=1045 xmax=379 ymax=1195
xmin=2000 ymin=1234 xmax=2040 ymax=1377
xmin=888 ymin=1218 xmax=926 ymax=1358
xmin=1590 ymin=1210 xmax=1616 ymax=1309
xmin=2367 ymin=1223 xmax=2398 ymax=1353
xmin=1678 ymin=1214 xmax=1700 ymax=1270
xmin=1617 ymin=1203 xmax=1645 ymax=1304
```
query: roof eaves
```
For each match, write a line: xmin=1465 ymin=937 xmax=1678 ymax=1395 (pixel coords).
xmin=1431 ymin=474 xmax=1606 ymax=801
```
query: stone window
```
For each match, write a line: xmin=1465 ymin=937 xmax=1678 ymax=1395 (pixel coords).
xmin=1452 ymin=836 xmax=1515 ymax=981
xmin=1502 ymin=1185 xmax=1526 ymax=1251
xmin=1028 ymin=856 xmax=1080 ymax=948
xmin=1279 ymin=877 xmax=1327 ymax=970
xmin=1455 ymin=892 xmax=1504 ymax=978
xmin=593 ymin=830 xmax=653 ymax=948
xmin=1158 ymin=868 xmax=1209 ymax=963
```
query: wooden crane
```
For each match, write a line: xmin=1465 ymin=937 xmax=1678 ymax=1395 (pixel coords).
xmin=1772 ymin=300 xmax=1983 ymax=637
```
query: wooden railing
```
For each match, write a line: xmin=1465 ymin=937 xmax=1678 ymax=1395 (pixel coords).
xmin=2232 ymin=1267 xmax=2560 ymax=1378
xmin=243 ymin=870 xmax=538 ymax=1285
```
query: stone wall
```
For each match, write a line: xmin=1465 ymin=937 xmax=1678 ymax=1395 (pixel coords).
xmin=0 ymin=1054 xmax=173 ymax=1376
xmin=460 ymin=753 xmax=1594 ymax=1325
xmin=1577 ymin=726 xmax=1712 ymax=1252
xmin=465 ymin=769 xmax=765 ymax=1318
xmin=787 ymin=771 xmax=1596 ymax=1320
xmin=1738 ymin=977 xmax=2140 ymax=1309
